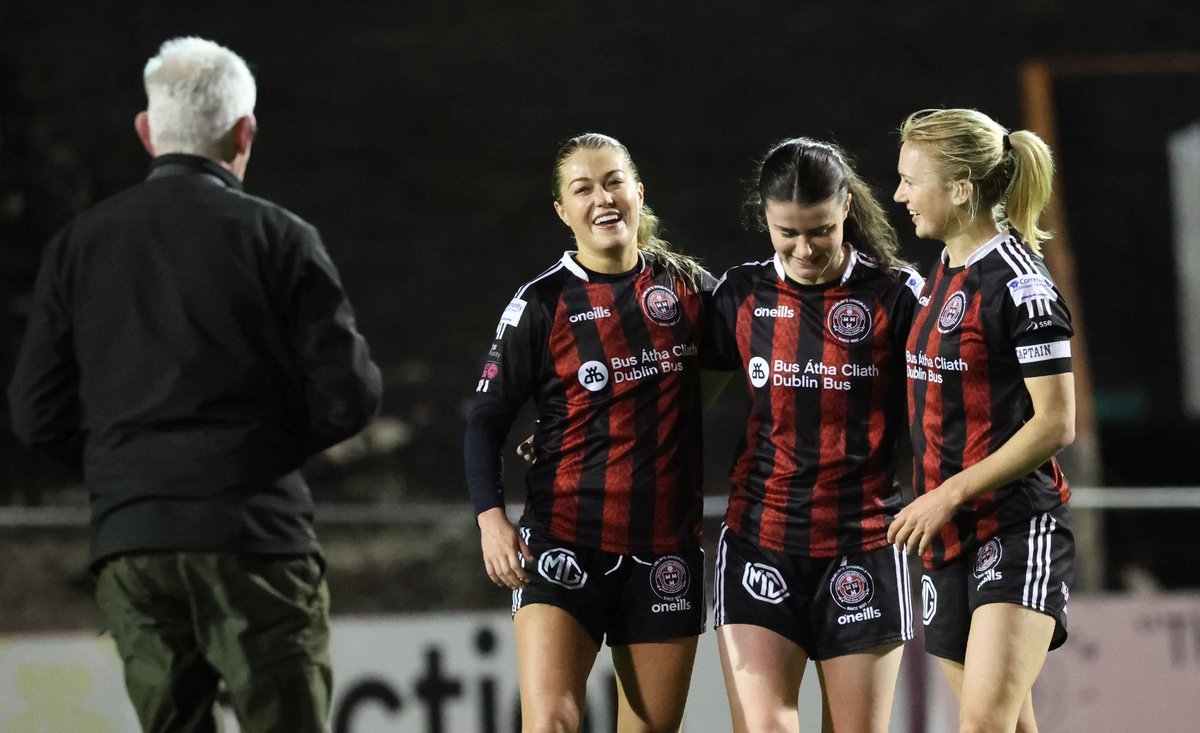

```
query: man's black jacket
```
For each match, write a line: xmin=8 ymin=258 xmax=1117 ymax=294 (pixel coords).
xmin=8 ymin=154 xmax=383 ymax=567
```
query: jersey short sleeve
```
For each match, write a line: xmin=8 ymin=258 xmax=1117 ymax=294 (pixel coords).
xmin=475 ymin=290 xmax=547 ymax=408
xmin=704 ymin=266 xmax=752 ymax=371
xmin=1003 ymin=268 xmax=1074 ymax=378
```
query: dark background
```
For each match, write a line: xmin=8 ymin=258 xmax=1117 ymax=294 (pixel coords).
xmin=1 ymin=1 xmax=1198 ymax=626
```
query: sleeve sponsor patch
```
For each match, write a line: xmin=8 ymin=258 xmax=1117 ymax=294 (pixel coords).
xmin=1007 ymin=275 xmax=1058 ymax=306
xmin=499 ymin=298 xmax=527 ymax=328
xmin=1015 ymin=340 xmax=1071 ymax=364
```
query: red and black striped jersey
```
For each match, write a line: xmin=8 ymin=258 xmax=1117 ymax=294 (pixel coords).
xmin=707 ymin=247 xmax=923 ymax=556
xmin=468 ymin=251 xmax=713 ymax=554
xmin=907 ymin=230 xmax=1073 ymax=567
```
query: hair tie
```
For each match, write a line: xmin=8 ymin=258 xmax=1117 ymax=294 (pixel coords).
xmin=1002 ymin=133 xmax=1013 ymax=152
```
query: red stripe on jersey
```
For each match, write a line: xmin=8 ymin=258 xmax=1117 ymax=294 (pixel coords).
xmin=549 ymin=299 xmax=584 ymax=540
xmin=1053 ymin=458 xmax=1070 ymax=503
xmin=591 ymin=286 xmax=634 ymax=551
xmin=809 ymin=289 xmax=847 ymax=553
xmin=960 ymin=291 xmax=991 ymax=470
xmin=960 ymin=290 xmax=999 ymax=544
xmin=858 ymin=306 xmax=891 ymax=542
xmin=726 ymin=294 xmax=760 ymax=534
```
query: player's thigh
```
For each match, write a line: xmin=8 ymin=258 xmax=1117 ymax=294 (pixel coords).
xmin=959 ymin=602 xmax=1054 ymax=732
xmin=611 ymin=636 xmax=698 ymax=733
xmin=716 ymin=624 xmax=808 ymax=733
xmin=513 ymin=603 xmax=599 ymax=730
xmin=816 ymin=642 xmax=904 ymax=733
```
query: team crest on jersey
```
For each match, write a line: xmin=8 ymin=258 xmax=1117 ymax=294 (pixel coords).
xmin=742 ymin=562 xmax=789 ymax=604
xmin=826 ymin=298 xmax=873 ymax=344
xmin=973 ymin=538 xmax=1003 ymax=578
xmin=650 ymin=555 xmax=690 ymax=599
xmin=936 ymin=291 xmax=968 ymax=334
xmin=538 ymin=548 xmax=588 ymax=589
xmin=641 ymin=285 xmax=681 ymax=326
xmin=480 ymin=362 xmax=499 ymax=380
xmin=747 ymin=356 xmax=770 ymax=388
xmin=577 ymin=360 xmax=610 ymax=392
xmin=829 ymin=564 xmax=874 ymax=610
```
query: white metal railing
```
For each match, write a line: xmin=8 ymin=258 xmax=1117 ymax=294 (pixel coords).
xmin=1 ymin=487 xmax=1198 ymax=528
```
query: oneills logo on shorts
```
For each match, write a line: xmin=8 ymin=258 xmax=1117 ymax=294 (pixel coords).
xmin=537 ymin=549 xmax=587 ymax=590
xmin=650 ymin=556 xmax=692 ymax=613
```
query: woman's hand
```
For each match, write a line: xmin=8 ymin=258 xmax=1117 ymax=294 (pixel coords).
xmin=477 ymin=507 xmax=535 ymax=589
xmin=887 ymin=478 xmax=966 ymax=556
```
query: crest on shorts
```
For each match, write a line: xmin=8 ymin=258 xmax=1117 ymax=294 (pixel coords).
xmin=936 ymin=291 xmax=968 ymax=334
xmin=650 ymin=555 xmax=690 ymax=600
xmin=829 ymin=565 xmax=874 ymax=610
xmin=973 ymin=538 xmax=1003 ymax=578
xmin=641 ymin=285 xmax=681 ymax=327
xmin=826 ymin=298 xmax=872 ymax=344
xmin=537 ymin=548 xmax=588 ymax=590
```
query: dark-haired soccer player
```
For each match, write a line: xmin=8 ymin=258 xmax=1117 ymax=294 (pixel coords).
xmin=890 ymin=108 xmax=1075 ymax=733
xmin=707 ymin=138 xmax=921 ymax=733
xmin=463 ymin=133 xmax=714 ymax=733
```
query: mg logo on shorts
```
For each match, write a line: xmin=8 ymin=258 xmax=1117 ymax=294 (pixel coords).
xmin=742 ymin=563 xmax=789 ymax=604
xmin=922 ymin=575 xmax=938 ymax=625
xmin=537 ymin=548 xmax=587 ymax=589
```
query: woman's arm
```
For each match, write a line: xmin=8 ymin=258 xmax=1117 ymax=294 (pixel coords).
xmin=888 ymin=372 xmax=1075 ymax=555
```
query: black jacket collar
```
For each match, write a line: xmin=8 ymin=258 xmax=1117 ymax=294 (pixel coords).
xmin=146 ymin=154 xmax=243 ymax=191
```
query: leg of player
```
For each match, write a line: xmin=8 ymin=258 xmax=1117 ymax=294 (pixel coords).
xmin=815 ymin=641 xmax=904 ymax=733
xmin=611 ymin=636 xmax=698 ymax=733
xmin=717 ymin=624 xmax=808 ymax=733
xmin=937 ymin=656 xmax=1040 ymax=733
xmin=514 ymin=604 xmax=600 ymax=733
xmin=958 ymin=602 xmax=1055 ymax=733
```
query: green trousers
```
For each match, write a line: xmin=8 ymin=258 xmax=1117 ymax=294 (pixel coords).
xmin=96 ymin=552 xmax=332 ymax=733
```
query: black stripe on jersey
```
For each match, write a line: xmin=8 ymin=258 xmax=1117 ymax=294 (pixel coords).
xmin=562 ymin=281 xmax=610 ymax=545
xmin=933 ymin=272 xmax=971 ymax=508
xmin=834 ymin=289 xmax=881 ymax=550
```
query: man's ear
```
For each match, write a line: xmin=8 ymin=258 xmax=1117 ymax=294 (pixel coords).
xmin=232 ymin=114 xmax=257 ymax=156
xmin=134 ymin=111 xmax=155 ymax=156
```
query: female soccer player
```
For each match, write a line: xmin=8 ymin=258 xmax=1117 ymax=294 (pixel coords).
xmin=708 ymin=138 xmax=922 ymax=733
xmin=464 ymin=132 xmax=713 ymax=733
xmin=889 ymin=108 xmax=1075 ymax=733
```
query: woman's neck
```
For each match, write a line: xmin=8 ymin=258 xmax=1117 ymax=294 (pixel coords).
xmin=575 ymin=245 xmax=639 ymax=274
xmin=944 ymin=218 xmax=1002 ymax=267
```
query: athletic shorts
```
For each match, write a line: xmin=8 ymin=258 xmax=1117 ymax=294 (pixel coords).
xmin=921 ymin=504 xmax=1074 ymax=664
xmin=512 ymin=526 xmax=706 ymax=648
xmin=712 ymin=524 xmax=915 ymax=661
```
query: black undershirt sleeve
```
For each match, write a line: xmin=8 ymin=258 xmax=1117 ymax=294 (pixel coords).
xmin=463 ymin=393 xmax=521 ymax=516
